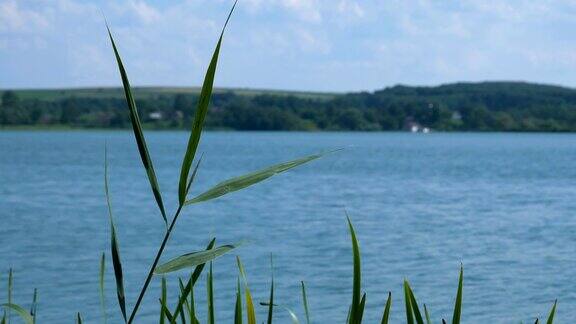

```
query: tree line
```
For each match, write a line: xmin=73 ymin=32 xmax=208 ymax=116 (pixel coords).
xmin=3 ymin=81 xmax=576 ymax=131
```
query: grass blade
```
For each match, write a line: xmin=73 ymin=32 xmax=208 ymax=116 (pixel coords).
xmin=207 ymin=263 xmax=215 ymax=324
xmin=185 ymin=153 xmax=325 ymax=205
xmin=279 ymin=306 xmax=300 ymax=324
xmin=1 ymin=304 xmax=33 ymax=324
xmin=184 ymin=156 xmax=203 ymax=201
xmin=237 ymin=257 xmax=256 ymax=324
xmin=76 ymin=312 xmax=82 ymax=324
xmin=301 ymin=281 xmax=310 ymax=324
xmin=346 ymin=215 xmax=361 ymax=324
xmin=267 ymin=255 xmax=274 ymax=324
xmin=160 ymin=277 xmax=167 ymax=324
xmin=178 ymin=278 xmax=192 ymax=322
xmin=406 ymin=281 xmax=425 ymax=324
xmin=171 ymin=238 xmax=216 ymax=320
xmin=7 ymin=269 xmax=12 ymax=324
xmin=546 ymin=300 xmax=557 ymax=324
xmin=381 ymin=292 xmax=392 ymax=324
xmin=1 ymin=311 xmax=5 ymax=324
xmin=235 ymin=278 xmax=243 ymax=324
xmin=260 ymin=303 xmax=300 ymax=324
xmin=424 ymin=304 xmax=432 ymax=324
xmin=178 ymin=289 xmax=187 ymax=324
xmin=404 ymin=281 xmax=414 ymax=324
xmin=452 ymin=266 xmax=463 ymax=324
xmin=30 ymin=288 xmax=37 ymax=324
xmin=178 ymin=0 xmax=237 ymax=205
xmin=160 ymin=301 xmax=174 ymax=323
xmin=189 ymin=279 xmax=198 ymax=324
xmin=104 ymin=147 xmax=127 ymax=323
xmin=358 ymin=293 xmax=366 ymax=323
xmin=155 ymin=242 xmax=241 ymax=274
xmin=106 ymin=24 xmax=167 ymax=225
xmin=99 ymin=252 xmax=106 ymax=324
xmin=346 ymin=304 xmax=351 ymax=324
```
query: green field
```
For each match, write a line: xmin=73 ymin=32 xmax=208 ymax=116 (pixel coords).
xmin=9 ymin=86 xmax=338 ymax=102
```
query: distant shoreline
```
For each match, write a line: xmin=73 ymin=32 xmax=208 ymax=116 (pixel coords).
xmin=4 ymin=81 xmax=576 ymax=132
xmin=3 ymin=126 xmax=576 ymax=134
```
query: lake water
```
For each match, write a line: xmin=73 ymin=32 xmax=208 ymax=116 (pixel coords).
xmin=1 ymin=131 xmax=576 ymax=323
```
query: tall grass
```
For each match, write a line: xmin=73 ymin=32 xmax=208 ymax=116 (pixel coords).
xmin=0 ymin=1 xmax=560 ymax=323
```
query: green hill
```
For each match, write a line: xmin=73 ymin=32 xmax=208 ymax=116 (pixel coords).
xmin=2 ymin=82 xmax=576 ymax=131
xmin=9 ymin=86 xmax=337 ymax=101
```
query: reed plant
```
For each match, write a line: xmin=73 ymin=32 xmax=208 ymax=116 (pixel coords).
xmin=1 ymin=1 xmax=559 ymax=323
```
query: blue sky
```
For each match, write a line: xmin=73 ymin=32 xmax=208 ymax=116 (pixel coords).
xmin=2 ymin=0 xmax=576 ymax=92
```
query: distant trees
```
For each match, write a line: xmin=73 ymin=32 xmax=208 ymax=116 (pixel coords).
xmin=1 ymin=91 xmax=29 ymax=124
xmin=4 ymin=82 xmax=576 ymax=131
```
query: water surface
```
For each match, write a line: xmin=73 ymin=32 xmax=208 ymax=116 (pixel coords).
xmin=1 ymin=131 xmax=575 ymax=323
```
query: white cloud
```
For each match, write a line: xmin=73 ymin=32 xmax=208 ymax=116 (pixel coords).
xmin=127 ymin=0 xmax=162 ymax=24
xmin=3 ymin=0 xmax=576 ymax=91
xmin=283 ymin=0 xmax=322 ymax=23
xmin=294 ymin=28 xmax=330 ymax=53
xmin=337 ymin=0 xmax=364 ymax=19
xmin=0 ymin=0 xmax=50 ymax=33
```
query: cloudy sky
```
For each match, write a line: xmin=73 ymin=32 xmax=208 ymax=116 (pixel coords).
xmin=2 ymin=0 xmax=576 ymax=92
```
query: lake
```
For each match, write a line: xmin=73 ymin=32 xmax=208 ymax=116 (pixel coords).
xmin=1 ymin=131 xmax=575 ymax=323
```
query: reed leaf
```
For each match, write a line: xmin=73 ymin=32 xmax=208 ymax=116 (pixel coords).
xmin=189 ymin=279 xmax=198 ymax=324
xmin=237 ymin=257 xmax=256 ymax=324
xmin=235 ymin=278 xmax=243 ymax=324
xmin=301 ymin=281 xmax=310 ymax=324
xmin=381 ymin=292 xmax=392 ymax=324
xmin=76 ymin=312 xmax=82 ymax=324
xmin=260 ymin=303 xmax=300 ymax=324
xmin=106 ymin=24 xmax=167 ymax=225
xmin=452 ymin=266 xmax=463 ymax=324
xmin=30 ymin=288 xmax=37 ymax=324
xmin=207 ymin=263 xmax=215 ymax=324
xmin=1 ymin=311 xmax=5 ymax=324
xmin=185 ymin=155 xmax=203 ymax=200
xmin=185 ymin=153 xmax=325 ymax=205
xmin=346 ymin=304 xmax=351 ymax=324
xmin=171 ymin=238 xmax=216 ymax=320
xmin=404 ymin=281 xmax=414 ymax=324
xmin=358 ymin=293 xmax=366 ymax=323
xmin=177 ymin=278 xmax=192 ymax=322
xmin=546 ymin=300 xmax=557 ymax=324
xmin=155 ymin=243 xmax=240 ymax=274
xmin=178 ymin=0 xmax=237 ymax=205
xmin=160 ymin=300 xmax=174 ymax=323
xmin=178 ymin=290 xmax=187 ymax=324
xmin=99 ymin=252 xmax=106 ymax=324
xmin=406 ymin=281 xmax=425 ymax=324
xmin=160 ymin=277 xmax=167 ymax=324
xmin=424 ymin=304 xmax=432 ymax=324
xmin=1 ymin=304 xmax=33 ymax=324
xmin=346 ymin=215 xmax=362 ymax=324
xmin=7 ymin=269 xmax=12 ymax=324
xmin=267 ymin=255 xmax=274 ymax=324
xmin=104 ymin=147 xmax=127 ymax=322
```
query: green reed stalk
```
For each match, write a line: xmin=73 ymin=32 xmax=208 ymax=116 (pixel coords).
xmin=127 ymin=203 xmax=185 ymax=324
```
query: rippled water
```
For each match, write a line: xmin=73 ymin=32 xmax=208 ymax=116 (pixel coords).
xmin=1 ymin=131 xmax=576 ymax=323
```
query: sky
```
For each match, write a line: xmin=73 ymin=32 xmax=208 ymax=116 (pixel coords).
xmin=2 ymin=0 xmax=576 ymax=92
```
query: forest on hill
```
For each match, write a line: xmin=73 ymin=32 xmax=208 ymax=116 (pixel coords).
xmin=2 ymin=81 xmax=576 ymax=131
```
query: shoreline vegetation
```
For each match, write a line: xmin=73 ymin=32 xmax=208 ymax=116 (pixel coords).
xmin=4 ymin=81 xmax=576 ymax=132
